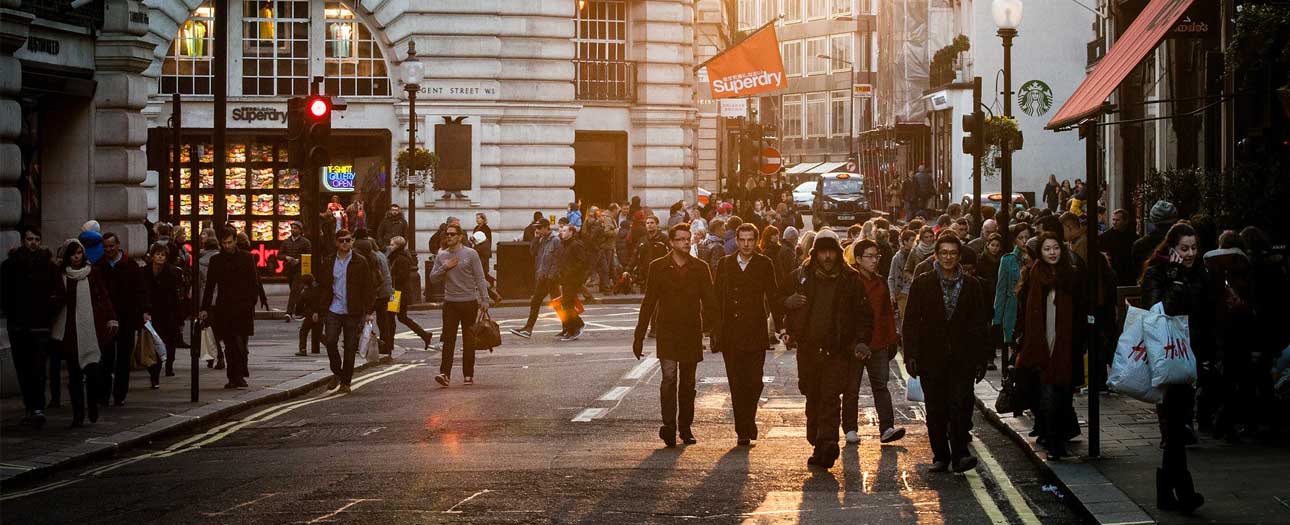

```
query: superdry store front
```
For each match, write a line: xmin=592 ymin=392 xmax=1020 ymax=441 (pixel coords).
xmin=146 ymin=127 xmax=391 ymax=278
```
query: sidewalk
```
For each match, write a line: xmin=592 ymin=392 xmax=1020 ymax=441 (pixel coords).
xmin=0 ymin=329 xmax=404 ymax=489
xmin=975 ymin=369 xmax=1290 ymax=524
xmin=252 ymin=287 xmax=644 ymax=320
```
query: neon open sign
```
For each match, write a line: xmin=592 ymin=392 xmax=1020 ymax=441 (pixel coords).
xmin=323 ymin=165 xmax=356 ymax=192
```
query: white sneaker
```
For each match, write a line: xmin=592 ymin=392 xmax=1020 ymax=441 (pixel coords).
xmin=845 ymin=431 xmax=860 ymax=444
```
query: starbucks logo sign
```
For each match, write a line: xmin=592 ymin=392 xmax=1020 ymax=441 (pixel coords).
xmin=1018 ymin=80 xmax=1053 ymax=117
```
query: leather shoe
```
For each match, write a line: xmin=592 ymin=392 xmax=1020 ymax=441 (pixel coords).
xmin=929 ymin=461 xmax=950 ymax=473
xmin=659 ymin=426 xmax=676 ymax=448
xmin=737 ymin=438 xmax=751 ymax=446
xmin=952 ymin=456 xmax=979 ymax=473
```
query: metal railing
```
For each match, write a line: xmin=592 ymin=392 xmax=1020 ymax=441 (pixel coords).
xmin=574 ymin=59 xmax=637 ymax=102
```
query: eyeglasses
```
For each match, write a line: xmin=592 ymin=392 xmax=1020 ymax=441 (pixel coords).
xmin=445 ymin=232 xmax=460 ymax=237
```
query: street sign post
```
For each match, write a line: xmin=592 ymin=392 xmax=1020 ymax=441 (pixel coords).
xmin=760 ymin=146 xmax=781 ymax=175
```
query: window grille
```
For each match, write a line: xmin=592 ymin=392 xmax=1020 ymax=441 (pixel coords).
xmin=829 ymin=33 xmax=852 ymax=73
xmin=831 ymin=90 xmax=849 ymax=137
xmin=575 ymin=0 xmax=635 ymax=102
xmin=782 ymin=40 xmax=802 ymax=76
xmin=324 ymin=2 xmax=390 ymax=97
xmin=159 ymin=2 xmax=214 ymax=95
xmin=782 ymin=94 xmax=803 ymax=138
xmin=241 ymin=0 xmax=310 ymax=96
xmin=806 ymin=92 xmax=828 ymax=137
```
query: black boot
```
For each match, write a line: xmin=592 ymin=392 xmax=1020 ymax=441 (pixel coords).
xmin=1172 ymin=470 xmax=1205 ymax=514
xmin=1156 ymin=468 xmax=1178 ymax=510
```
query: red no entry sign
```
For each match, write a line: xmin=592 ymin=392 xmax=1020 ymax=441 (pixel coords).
xmin=760 ymin=146 xmax=781 ymax=175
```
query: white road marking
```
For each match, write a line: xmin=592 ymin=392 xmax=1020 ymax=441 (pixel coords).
xmin=623 ymin=357 xmax=659 ymax=380
xmin=597 ymin=386 xmax=631 ymax=401
xmin=307 ymin=498 xmax=380 ymax=523
xmin=571 ymin=408 xmax=608 ymax=422
xmin=0 ymin=479 xmax=83 ymax=502
xmin=202 ymin=492 xmax=280 ymax=517
xmin=971 ymin=436 xmax=1042 ymax=524
xmin=445 ymin=489 xmax=493 ymax=514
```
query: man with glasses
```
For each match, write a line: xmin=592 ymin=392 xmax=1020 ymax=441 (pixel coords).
xmin=902 ymin=233 xmax=991 ymax=473
xmin=2 ymin=226 xmax=58 ymax=428
xmin=844 ymin=240 xmax=906 ymax=445
xmin=313 ymin=229 xmax=376 ymax=394
xmin=430 ymin=222 xmax=490 ymax=387
xmin=633 ymin=223 xmax=719 ymax=447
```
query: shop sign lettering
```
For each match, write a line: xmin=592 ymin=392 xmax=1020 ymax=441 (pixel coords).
xmin=323 ymin=165 xmax=357 ymax=192
xmin=231 ymin=106 xmax=287 ymax=124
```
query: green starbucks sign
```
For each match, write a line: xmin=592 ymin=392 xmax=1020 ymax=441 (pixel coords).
xmin=1018 ymin=80 xmax=1053 ymax=117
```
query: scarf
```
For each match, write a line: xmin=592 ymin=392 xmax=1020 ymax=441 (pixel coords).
xmin=51 ymin=264 xmax=102 ymax=368
xmin=1017 ymin=262 xmax=1075 ymax=386
xmin=938 ymin=266 xmax=963 ymax=320
xmin=813 ymin=259 xmax=842 ymax=280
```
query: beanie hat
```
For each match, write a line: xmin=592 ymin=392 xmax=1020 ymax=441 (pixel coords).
xmin=782 ymin=226 xmax=800 ymax=241
xmin=1149 ymin=200 xmax=1178 ymax=224
xmin=811 ymin=228 xmax=842 ymax=256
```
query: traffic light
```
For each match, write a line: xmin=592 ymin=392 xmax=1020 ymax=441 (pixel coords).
xmin=961 ymin=110 xmax=984 ymax=157
xmin=286 ymin=97 xmax=306 ymax=169
xmin=303 ymin=95 xmax=332 ymax=167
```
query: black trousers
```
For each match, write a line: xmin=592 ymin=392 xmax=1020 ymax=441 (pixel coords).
xmin=439 ymin=300 xmax=479 ymax=378
xmin=374 ymin=297 xmax=393 ymax=354
xmin=395 ymin=303 xmax=433 ymax=346
xmin=723 ymin=349 xmax=767 ymax=440
xmin=218 ymin=331 xmax=250 ymax=384
xmin=323 ymin=312 xmax=362 ymax=385
xmin=559 ymin=280 xmax=585 ymax=334
xmin=102 ymin=326 xmax=138 ymax=404
xmin=660 ymin=359 xmax=698 ymax=435
xmin=299 ymin=315 xmax=322 ymax=353
xmin=922 ymin=369 xmax=975 ymax=463
xmin=798 ymin=346 xmax=849 ymax=457
xmin=1038 ymin=384 xmax=1075 ymax=455
xmin=522 ymin=277 xmax=558 ymax=331
xmin=9 ymin=328 xmax=49 ymax=415
xmin=1159 ymin=384 xmax=1195 ymax=474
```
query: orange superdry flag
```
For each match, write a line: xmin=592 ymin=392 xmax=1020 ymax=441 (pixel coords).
xmin=703 ymin=22 xmax=786 ymax=99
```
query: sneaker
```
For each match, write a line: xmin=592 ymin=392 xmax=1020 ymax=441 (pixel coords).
xmin=428 ymin=343 xmax=442 ymax=352
xmin=327 ymin=377 xmax=340 ymax=390
xmin=435 ymin=374 xmax=450 ymax=387
xmin=464 ymin=377 xmax=474 ymax=385
xmin=293 ymin=314 xmax=306 ymax=321
xmin=510 ymin=328 xmax=533 ymax=339
xmin=31 ymin=411 xmax=46 ymax=429
xmin=880 ymin=427 xmax=906 ymax=443
xmin=337 ymin=385 xmax=351 ymax=394
xmin=845 ymin=431 xmax=860 ymax=444
xmin=562 ymin=327 xmax=584 ymax=341
xmin=295 ymin=351 xmax=308 ymax=357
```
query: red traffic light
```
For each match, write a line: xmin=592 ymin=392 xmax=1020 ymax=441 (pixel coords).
xmin=307 ymin=97 xmax=330 ymax=119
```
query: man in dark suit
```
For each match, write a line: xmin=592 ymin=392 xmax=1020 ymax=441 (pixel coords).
xmin=902 ymin=233 xmax=991 ymax=473
xmin=314 ymin=229 xmax=376 ymax=393
xmin=200 ymin=226 xmax=261 ymax=389
xmin=96 ymin=232 xmax=151 ymax=404
xmin=713 ymin=223 xmax=784 ymax=446
xmin=633 ymin=223 xmax=720 ymax=448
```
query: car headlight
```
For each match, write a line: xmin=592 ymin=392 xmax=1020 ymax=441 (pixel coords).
xmin=820 ymin=200 xmax=838 ymax=210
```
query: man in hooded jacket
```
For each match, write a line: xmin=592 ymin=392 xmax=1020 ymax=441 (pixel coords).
xmin=781 ymin=229 xmax=873 ymax=468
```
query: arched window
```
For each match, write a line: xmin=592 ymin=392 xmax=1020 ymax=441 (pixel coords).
xmin=159 ymin=0 xmax=391 ymax=97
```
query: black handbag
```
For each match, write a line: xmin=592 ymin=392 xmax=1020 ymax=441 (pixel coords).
xmin=468 ymin=309 xmax=502 ymax=351
xmin=994 ymin=373 xmax=1017 ymax=415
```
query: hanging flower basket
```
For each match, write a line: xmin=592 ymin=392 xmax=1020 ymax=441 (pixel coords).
xmin=984 ymin=116 xmax=1023 ymax=151
xmin=395 ymin=148 xmax=438 ymax=194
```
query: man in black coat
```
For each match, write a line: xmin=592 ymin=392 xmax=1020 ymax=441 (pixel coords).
xmin=633 ymin=223 xmax=720 ymax=448
xmin=714 ymin=223 xmax=784 ymax=445
xmin=781 ymin=229 xmax=873 ymax=468
xmin=555 ymin=224 xmax=589 ymax=341
xmin=1 ymin=226 xmax=59 ymax=427
xmin=95 ymin=232 xmax=152 ymax=405
xmin=200 ymin=226 xmax=261 ymax=389
xmin=314 ymin=229 xmax=377 ymax=393
xmin=902 ymin=233 xmax=991 ymax=473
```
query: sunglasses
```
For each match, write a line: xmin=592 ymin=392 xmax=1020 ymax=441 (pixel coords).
xmin=445 ymin=232 xmax=460 ymax=237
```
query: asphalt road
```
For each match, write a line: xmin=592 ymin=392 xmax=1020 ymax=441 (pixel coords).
xmin=3 ymin=304 xmax=1088 ymax=524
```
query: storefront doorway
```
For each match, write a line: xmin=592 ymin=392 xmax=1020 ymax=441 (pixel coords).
xmin=573 ymin=131 xmax=627 ymax=209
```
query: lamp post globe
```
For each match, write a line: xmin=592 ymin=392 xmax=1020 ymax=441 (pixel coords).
xmin=992 ymin=0 xmax=1022 ymax=30
xmin=401 ymin=41 xmax=424 ymax=253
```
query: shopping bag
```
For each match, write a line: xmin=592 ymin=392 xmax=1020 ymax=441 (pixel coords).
xmin=1143 ymin=302 xmax=1197 ymax=387
xmin=386 ymin=290 xmax=402 ymax=313
xmin=468 ymin=309 xmax=502 ymax=351
xmin=131 ymin=330 xmax=158 ymax=370
xmin=142 ymin=321 xmax=167 ymax=364
xmin=549 ymin=295 xmax=585 ymax=324
xmin=199 ymin=326 xmax=219 ymax=361
xmin=1108 ymin=305 xmax=1163 ymax=403
xmin=906 ymin=377 xmax=925 ymax=402
xmin=358 ymin=320 xmax=380 ymax=363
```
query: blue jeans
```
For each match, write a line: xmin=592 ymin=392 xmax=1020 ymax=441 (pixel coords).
xmin=324 ymin=312 xmax=363 ymax=386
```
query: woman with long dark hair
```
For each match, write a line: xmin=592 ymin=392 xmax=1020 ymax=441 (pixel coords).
xmin=50 ymin=240 xmax=117 ymax=427
xmin=1014 ymin=232 xmax=1085 ymax=460
xmin=142 ymin=243 xmax=183 ymax=388
xmin=1139 ymin=222 xmax=1210 ymax=513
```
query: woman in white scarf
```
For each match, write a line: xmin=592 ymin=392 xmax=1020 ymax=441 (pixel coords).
xmin=50 ymin=239 xmax=118 ymax=427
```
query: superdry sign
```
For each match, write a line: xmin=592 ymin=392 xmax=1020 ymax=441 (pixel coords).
xmin=231 ymin=106 xmax=287 ymax=124
xmin=700 ymin=22 xmax=786 ymax=99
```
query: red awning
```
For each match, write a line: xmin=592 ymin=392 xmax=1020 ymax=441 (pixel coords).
xmin=1046 ymin=0 xmax=1196 ymax=130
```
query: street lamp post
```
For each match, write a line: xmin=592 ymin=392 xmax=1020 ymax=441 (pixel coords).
xmin=993 ymin=0 xmax=1021 ymax=247
xmin=400 ymin=42 xmax=425 ymax=253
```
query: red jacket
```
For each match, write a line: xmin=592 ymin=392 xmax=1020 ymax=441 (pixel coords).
xmin=859 ymin=271 xmax=898 ymax=351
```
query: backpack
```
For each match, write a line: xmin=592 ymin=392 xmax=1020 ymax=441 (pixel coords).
xmin=698 ymin=237 xmax=725 ymax=270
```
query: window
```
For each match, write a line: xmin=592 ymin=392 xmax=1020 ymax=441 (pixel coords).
xmin=738 ymin=0 xmax=756 ymax=30
xmin=760 ymin=0 xmax=775 ymax=27
xmin=832 ymin=0 xmax=851 ymax=16
xmin=242 ymin=0 xmax=310 ymax=96
xmin=806 ymin=92 xmax=829 ymax=137
xmin=782 ymin=40 xmax=802 ymax=76
xmin=859 ymin=0 xmax=873 ymax=14
xmin=324 ymin=2 xmax=390 ymax=97
xmin=806 ymin=38 xmax=828 ymax=75
xmin=575 ymin=0 xmax=633 ymax=101
xmin=858 ymin=32 xmax=871 ymax=71
xmin=160 ymin=2 xmax=214 ymax=95
xmin=829 ymin=33 xmax=852 ymax=73
xmin=807 ymin=0 xmax=827 ymax=19
xmin=831 ymin=90 xmax=849 ymax=137
xmin=782 ymin=94 xmax=803 ymax=138
xmin=783 ymin=0 xmax=801 ymax=22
